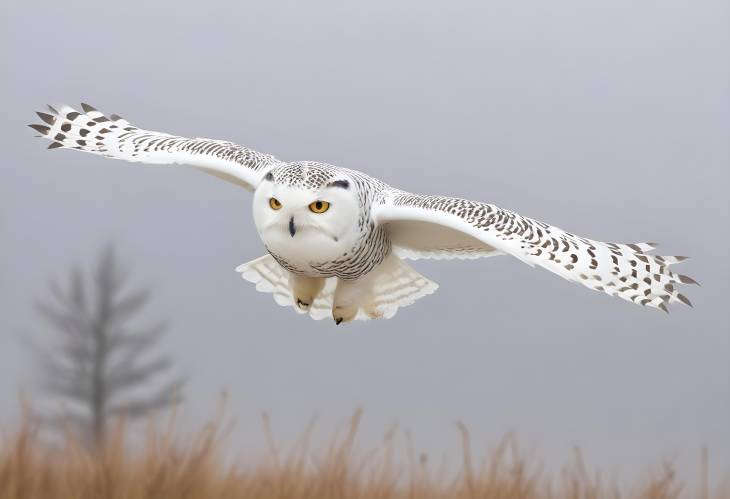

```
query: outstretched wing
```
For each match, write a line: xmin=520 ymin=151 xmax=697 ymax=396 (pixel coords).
xmin=28 ymin=103 xmax=280 ymax=190
xmin=373 ymin=190 xmax=697 ymax=312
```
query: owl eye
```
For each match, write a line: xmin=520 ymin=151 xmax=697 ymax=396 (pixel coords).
xmin=269 ymin=197 xmax=282 ymax=210
xmin=308 ymin=200 xmax=330 ymax=213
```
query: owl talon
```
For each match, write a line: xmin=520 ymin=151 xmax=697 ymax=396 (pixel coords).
xmin=296 ymin=298 xmax=310 ymax=309
xmin=332 ymin=304 xmax=357 ymax=324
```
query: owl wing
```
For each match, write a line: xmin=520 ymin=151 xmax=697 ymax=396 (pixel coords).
xmin=28 ymin=103 xmax=280 ymax=190
xmin=372 ymin=190 xmax=697 ymax=312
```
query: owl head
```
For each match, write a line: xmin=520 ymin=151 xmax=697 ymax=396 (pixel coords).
xmin=252 ymin=162 xmax=362 ymax=263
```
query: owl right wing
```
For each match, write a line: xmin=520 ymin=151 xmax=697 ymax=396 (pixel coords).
xmin=373 ymin=190 xmax=697 ymax=312
xmin=28 ymin=103 xmax=280 ymax=191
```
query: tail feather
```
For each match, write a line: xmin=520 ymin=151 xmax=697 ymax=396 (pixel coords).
xmin=235 ymin=254 xmax=438 ymax=321
xmin=361 ymin=254 xmax=438 ymax=319
xmin=236 ymin=255 xmax=337 ymax=320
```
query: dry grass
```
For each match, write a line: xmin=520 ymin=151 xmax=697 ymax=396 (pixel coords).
xmin=1 ymin=404 xmax=727 ymax=499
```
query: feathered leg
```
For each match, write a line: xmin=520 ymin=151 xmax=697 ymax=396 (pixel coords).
xmin=332 ymin=278 xmax=369 ymax=325
xmin=288 ymin=274 xmax=325 ymax=311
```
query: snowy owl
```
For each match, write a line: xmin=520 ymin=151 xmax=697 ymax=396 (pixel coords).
xmin=28 ymin=103 xmax=696 ymax=323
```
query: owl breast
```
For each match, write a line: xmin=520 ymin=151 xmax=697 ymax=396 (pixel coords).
xmin=264 ymin=223 xmax=391 ymax=280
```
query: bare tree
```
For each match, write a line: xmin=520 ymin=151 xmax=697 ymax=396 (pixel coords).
xmin=31 ymin=245 xmax=184 ymax=449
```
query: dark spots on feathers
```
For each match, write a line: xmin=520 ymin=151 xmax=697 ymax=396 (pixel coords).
xmin=37 ymin=112 xmax=55 ymax=125
xmin=677 ymin=294 xmax=693 ymax=307
xmin=678 ymin=274 xmax=699 ymax=285
xmin=28 ymin=124 xmax=49 ymax=135
xmin=29 ymin=105 xmax=698 ymax=314
xmin=327 ymin=179 xmax=350 ymax=189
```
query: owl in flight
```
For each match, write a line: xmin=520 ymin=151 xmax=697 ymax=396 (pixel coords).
xmin=29 ymin=103 xmax=696 ymax=323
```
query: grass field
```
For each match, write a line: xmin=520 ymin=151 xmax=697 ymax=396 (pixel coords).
xmin=1 ymin=406 xmax=727 ymax=499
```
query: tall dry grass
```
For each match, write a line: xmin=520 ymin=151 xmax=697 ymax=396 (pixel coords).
xmin=1 ymin=403 xmax=727 ymax=499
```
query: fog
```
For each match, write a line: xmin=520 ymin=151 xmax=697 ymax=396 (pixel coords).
xmin=1 ymin=0 xmax=728 ymax=482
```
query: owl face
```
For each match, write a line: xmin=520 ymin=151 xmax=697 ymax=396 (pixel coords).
xmin=252 ymin=165 xmax=361 ymax=265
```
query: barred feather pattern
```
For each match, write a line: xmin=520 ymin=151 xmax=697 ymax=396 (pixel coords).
xmin=384 ymin=192 xmax=697 ymax=312
xmin=29 ymin=103 xmax=277 ymax=188
xmin=29 ymin=102 xmax=696 ymax=316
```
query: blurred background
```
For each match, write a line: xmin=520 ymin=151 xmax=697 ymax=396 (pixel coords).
xmin=1 ymin=0 xmax=728 ymax=487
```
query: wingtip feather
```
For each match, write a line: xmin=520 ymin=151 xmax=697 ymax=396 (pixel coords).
xmin=676 ymin=293 xmax=693 ymax=308
xmin=28 ymin=124 xmax=49 ymax=135
xmin=36 ymin=112 xmax=55 ymax=125
xmin=678 ymin=274 xmax=700 ymax=286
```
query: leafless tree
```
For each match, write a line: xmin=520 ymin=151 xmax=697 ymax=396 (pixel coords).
xmin=30 ymin=245 xmax=185 ymax=449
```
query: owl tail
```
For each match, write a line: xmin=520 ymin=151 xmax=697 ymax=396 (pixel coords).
xmin=235 ymin=254 xmax=438 ymax=321
xmin=360 ymin=254 xmax=439 ymax=320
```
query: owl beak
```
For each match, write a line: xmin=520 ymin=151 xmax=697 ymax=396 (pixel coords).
xmin=288 ymin=216 xmax=296 ymax=237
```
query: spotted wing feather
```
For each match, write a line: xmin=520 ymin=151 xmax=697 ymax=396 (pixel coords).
xmin=374 ymin=191 xmax=696 ymax=312
xmin=29 ymin=103 xmax=280 ymax=190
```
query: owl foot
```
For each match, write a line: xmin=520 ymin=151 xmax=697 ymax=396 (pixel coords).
xmin=332 ymin=305 xmax=357 ymax=325
xmin=289 ymin=274 xmax=325 ymax=313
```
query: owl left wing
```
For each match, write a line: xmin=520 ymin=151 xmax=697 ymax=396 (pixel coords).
xmin=372 ymin=190 xmax=697 ymax=312
xmin=29 ymin=103 xmax=280 ymax=190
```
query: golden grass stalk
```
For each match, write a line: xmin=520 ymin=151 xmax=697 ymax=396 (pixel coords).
xmin=0 ymin=402 xmax=727 ymax=499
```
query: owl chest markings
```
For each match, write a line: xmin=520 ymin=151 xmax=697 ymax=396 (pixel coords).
xmin=268 ymin=223 xmax=391 ymax=280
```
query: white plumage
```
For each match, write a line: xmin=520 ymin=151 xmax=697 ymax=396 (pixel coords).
xmin=29 ymin=103 xmax=696 ymax=323
xmin=237 ymin=254 xmax=437 ymax=321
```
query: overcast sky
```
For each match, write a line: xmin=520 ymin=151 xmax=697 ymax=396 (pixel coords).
xmin=1 ymin=0 xmax=728 ymax=483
